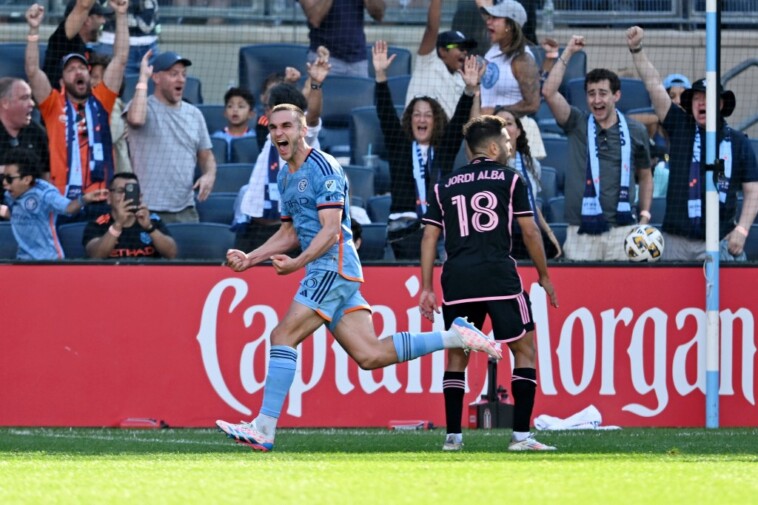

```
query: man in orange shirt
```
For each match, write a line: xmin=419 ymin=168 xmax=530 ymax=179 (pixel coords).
xmin=24 ymin=0 xmax=128 ymax=222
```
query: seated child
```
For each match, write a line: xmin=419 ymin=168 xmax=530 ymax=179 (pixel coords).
xmin=211 ymin=87 xmax=257 ymax=161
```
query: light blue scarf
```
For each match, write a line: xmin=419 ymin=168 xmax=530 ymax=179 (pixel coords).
xmin=579 ymin=111 xmax=634 ymax=234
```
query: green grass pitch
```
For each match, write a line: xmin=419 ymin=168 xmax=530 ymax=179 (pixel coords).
xmin=0 ymin=428 xmax=756 ymax=504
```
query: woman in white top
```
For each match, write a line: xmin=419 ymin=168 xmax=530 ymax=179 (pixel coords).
xmin=478 ymin=0 xmax=540 ymax=116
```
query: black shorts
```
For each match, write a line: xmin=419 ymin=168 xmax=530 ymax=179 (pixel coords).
xmin=442 ymin=292 xmax=535 ymax=342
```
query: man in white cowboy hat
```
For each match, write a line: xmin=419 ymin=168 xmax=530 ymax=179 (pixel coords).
xmin=627 ymin=25 xmax=758 ymax=261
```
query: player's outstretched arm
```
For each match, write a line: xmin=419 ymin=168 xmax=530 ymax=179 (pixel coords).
xmin=519 ymin=215 xmax=558 ymax=308
xmin=419 ymin=225 xmax=442 ymax=322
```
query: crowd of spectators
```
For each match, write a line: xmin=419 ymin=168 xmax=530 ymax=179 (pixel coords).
xmin=0 ymin=0 xmax=756 ymax=262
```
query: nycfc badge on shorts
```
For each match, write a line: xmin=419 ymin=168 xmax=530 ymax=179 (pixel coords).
xmin=324 ymin=179 xmax=337 ymax=192
xmin=298 ymin=179 xmax=308 ymax=192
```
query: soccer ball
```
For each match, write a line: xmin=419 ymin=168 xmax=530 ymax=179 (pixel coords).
xmin=624 ymin=225 xmax=665 ymax=262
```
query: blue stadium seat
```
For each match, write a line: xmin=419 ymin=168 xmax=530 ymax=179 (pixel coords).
xmin=0 ymin=222 xmax=18 ymax=259
xmin=167 ymin=222 xmax=235 ymax=260
xmin=745 ymin=224 xmax=758 ymax=261
xmin=230 ymin=136 xmax=260 ymax=164
xmin=566 ymin=77 xmax=651 ymax=113
xmin=548 ymin=222 xmax=567 ymax=252
xmin=366 ymin=45 xmax=412 ymax=78
xmin=453 ymin=142 xmax=468 ymax=170
xmin=750 ymin=138 xmax=758 ymax=161
xmin=122 ymin=74 xmax=203 ymax=104
xmin=530 ymin=44 xmax=587 ymax=96
xmin=214 ymin=163 xmax=253 ymax=193
xmin=367 ymin=194 xmax=392 ymax=223
xmin=238 ymin=43 xmax=309 ymax=99
xmin=358 ymin=223 xmax=388 ymax=261
xmin=545 ymin=196 xmax=565 ymax=223
xmin=197 ymin=104 xmax=227 ymax=135
xmin=532 ymin=98 xmax=563 ymax=136
xmin=211 ymin=137 xmax=229 ymax=164
xmin=195 ymin=192 xmax=237 ymax=225
xmin=542 ymin=136 xmax=569 ymax=181
xmin=387 ymin=74 xmax=411 ymax=108
xmin=0 ymin=43 xmax=47 ymax=79
xmin=344 ymin=165 xmax=375 ymax=204
xmin=649 ymin=196 xmax=667 ymax=226
xmin=57 ymin=222 xmax=88 ymax=259
xmin=539 ymin=165 xmax=560 ymax=201
xmin=349 ymin=105 xmax=403 ymax=166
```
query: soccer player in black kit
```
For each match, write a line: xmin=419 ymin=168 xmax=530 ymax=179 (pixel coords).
xmin=419 ymin=115 xmax=559 ymax=451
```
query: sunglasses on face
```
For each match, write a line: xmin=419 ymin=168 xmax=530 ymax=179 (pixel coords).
xmin=3 ymin=174 xmax=22 ymax=183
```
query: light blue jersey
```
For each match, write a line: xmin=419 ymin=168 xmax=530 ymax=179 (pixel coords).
xmin=5 ymin=179 xmax=73 ymax=260
xmin=278 ymin=148 xmax=363 ymax=281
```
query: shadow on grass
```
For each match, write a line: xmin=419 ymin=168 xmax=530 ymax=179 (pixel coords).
xmin=0 ymin=428 xmax=757 ymax=457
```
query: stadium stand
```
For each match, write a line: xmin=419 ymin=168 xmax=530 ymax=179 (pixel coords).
xmin=210 ymin=137 xmax=228 ymax=164
xmin=57 ymin=222 xmax=88 ymax=259
xmin=539 ymin=166 xmax=560 ymax=201
xmin=366 ymin=45 xmax=413 ymax=78
xmin=367 ymin=194 xmax=392 ymax=223
xmin=319 ymin=76 xmax=376 ymax=156
xmin=0 ymin=222 xmax=17 ymax=259
xmin=344 ymin=165 xmax=376 ymax=205
xmin=542 ymin=137 xmax=569 ymax=182
xmin=230 ymin=136 xmax=260 ymax=164
xmin=238 ymin=44 xmax=309 ymax=99
xmin=195 ymin=192 xmax=237 ymax=225
xmin=197 ymin=104 xmax=228 ymax=135
xmin=357 ymin=223 xmax=389 ymax=261
xmin=386 ymin=74 xmax=412 ymax=108
xmin=168 ymin=222 xmax=235 ymax=260
xmin=545 ymin=196 xmax=566 ymax=224
xmin=213 ymin=163 xmax=253 ymax=193
xmin=0 ymin=43 xmax=47 ymax=79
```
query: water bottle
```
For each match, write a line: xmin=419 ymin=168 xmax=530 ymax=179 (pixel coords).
xmin=543 ymin=0 xmax=555 ymax=33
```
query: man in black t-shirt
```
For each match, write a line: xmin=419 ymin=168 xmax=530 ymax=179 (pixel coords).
xmin=83 ymin=172 xmax=177 ymax=259
xmin=420 ymin=115 xmax=559 ymax=452
xmin=43 ymin=0 xmax=111 ymax=89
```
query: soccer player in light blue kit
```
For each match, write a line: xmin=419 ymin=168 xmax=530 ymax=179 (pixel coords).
xmin=217 ymin=103 xmax=502 ymax=452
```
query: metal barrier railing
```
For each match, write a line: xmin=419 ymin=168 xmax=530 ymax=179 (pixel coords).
xmin=0 ymin=0 xmax=756 ymax=28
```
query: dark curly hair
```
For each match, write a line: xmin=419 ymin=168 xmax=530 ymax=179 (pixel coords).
xmin=401 ymin=96 xmax=448 ymax=147
xmin=493 ymin=107 xmax=540 ymax=190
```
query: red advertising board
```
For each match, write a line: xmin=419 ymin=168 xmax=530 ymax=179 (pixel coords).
xmin=0 ymin=264 xmax=755 ymax=427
